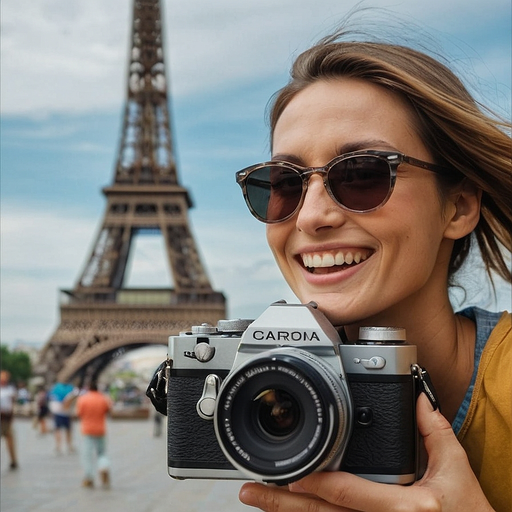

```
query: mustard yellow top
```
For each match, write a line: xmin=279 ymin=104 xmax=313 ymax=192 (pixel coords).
xmin=457 ymin=311 xmax=512 ymax=512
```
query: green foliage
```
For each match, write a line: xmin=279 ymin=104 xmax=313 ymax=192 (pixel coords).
xmin=0 ymin=345 xmax=32 ymax=384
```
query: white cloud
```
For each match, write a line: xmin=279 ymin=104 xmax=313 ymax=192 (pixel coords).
xmin=1 ymin=0 xmax=129 ymax=115
xmin=1 ymin=0 xmax=509 ymax=116
xmin=123 ymin=232 xmax=174 ymax=287
xmin=0 ymin=207 xmax=97 ymax=272
xmin=0 ymin=206 xmax=98 ymax=343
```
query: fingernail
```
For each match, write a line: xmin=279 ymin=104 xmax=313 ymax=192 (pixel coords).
xmin=288 ymin=481 xmax=307 ymax=493
xmin=239 ymin=487 xmax=256 ymax=505
xmin=420 ymin=391 xmax=435 ymax=412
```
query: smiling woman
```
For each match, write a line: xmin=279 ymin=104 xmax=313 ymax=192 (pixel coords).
xmin=265 ymin=78 xmax=471 ymax=328
xmin=236 ymin=20 xmax=512 ymax=512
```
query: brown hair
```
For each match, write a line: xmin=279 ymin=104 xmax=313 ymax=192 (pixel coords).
xmin=269 ymin=30 xmax=512 ymax=284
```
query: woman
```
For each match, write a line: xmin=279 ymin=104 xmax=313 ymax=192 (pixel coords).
xmin=235 ymin=26 xmax=511 ymax=512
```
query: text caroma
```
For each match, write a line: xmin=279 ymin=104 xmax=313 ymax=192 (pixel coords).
xmin=252 ymin=330 xmax=320 ymax=342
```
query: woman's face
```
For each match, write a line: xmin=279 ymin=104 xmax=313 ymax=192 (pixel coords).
xmin=267 ymin=78 xmax=457 ymax=328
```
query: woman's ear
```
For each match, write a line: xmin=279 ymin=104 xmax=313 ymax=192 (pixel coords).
xmin=443 ymin=181 xmax=482 ymax=240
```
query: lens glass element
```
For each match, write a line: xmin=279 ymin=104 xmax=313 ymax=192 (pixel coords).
xmin=254 ymin=388 xmax=300 ymax=438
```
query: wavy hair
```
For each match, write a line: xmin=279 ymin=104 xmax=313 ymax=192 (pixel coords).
xmin=268 ymin=26 xmax=512 ymax=285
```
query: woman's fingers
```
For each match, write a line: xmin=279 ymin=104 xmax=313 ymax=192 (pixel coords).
xmin=240 ymin=481 xmax=352 ymax=512
xmin=237 ymin=395 xmax=493 ymax=512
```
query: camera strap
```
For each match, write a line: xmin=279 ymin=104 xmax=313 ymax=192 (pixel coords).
xmin=146 ymin=358 xmax=172 ymax=416
xmin=412 ymin=364 xmax=440 ymax=411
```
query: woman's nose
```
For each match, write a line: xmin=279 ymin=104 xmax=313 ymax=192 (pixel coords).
xmin=295 ymin=174 xmax=348 ymax=233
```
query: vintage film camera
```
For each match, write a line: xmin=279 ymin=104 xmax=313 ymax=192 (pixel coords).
xmin=151 ymin=301 xmax=433 ymax=486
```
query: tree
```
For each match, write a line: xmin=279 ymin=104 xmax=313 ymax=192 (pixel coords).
xmin=0 ymin=345 xmax=32 ymax=384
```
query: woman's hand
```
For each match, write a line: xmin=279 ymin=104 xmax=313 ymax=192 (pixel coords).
xmin=239 ymin=394 xmax=494 ymax=512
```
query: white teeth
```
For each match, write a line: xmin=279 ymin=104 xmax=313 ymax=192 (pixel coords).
xmin=313 ymin=254 xmax=322 ymax=267
xmin=301 ymin=250 xmax=370 ymax=268
xmin=322 ymin=254 xmax=335 ymax=267
xmin=356 ymin=251 xmax=369 ymax=263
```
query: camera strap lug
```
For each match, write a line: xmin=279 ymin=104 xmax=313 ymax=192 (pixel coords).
xmin=412 ymin=364 xmax=440 ymax=412
xmin=164 ymin=357 xmax=172 ymax=395
xmin=146 ymin=357 xmax=173 ymax=416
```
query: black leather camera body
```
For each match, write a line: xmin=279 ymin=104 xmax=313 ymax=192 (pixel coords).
xmin=164 ymin=301 xmax=421 ymax=485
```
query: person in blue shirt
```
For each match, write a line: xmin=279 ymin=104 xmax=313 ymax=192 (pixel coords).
xmin=48 ymin=380 xmax=77 ymax=454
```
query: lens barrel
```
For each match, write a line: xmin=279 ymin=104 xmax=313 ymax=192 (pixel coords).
xmin=214 ymin=349 xmax=351 ymax=484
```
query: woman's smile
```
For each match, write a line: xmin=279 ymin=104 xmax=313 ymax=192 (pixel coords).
xmin=300 ymin=248 xmax=373 ymax=274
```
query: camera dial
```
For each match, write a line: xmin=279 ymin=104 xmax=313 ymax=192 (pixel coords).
xmin=192 ymin=323 xmax=218 ymax=335
xmin=358 ymin=326 xmax=406 ymax=343
xmin=217 ymin=319 xmax=254 ymax=333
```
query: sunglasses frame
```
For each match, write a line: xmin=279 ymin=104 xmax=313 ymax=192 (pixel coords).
xmin=236 ymin=150 xmax=450 ymax=223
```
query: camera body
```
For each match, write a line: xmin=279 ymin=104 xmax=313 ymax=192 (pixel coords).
xmin=167 ymin=301 xmax=419 ymax=485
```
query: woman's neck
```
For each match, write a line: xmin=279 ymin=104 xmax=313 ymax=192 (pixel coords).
xmin=412 ymin=311 xmax=475 ymax=423
xmin=344 ymin=295 xmax=476 ymax=423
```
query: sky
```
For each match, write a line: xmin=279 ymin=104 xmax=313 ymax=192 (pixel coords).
xmin=1 ymin=0 xmax=511 ymax=348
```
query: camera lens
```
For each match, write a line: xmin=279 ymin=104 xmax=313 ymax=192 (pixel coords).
xmin=254 ymin=388 xmax=300 ymax=438
xmin=214 ymin=348 xmax=352 ymax=484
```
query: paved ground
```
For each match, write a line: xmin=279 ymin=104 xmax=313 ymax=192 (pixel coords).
xmin=1 ymin=417 xmax=250 ymax=512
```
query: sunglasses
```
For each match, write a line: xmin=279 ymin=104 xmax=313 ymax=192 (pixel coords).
xmin=236 ymin=150 xmax=449 ymax=223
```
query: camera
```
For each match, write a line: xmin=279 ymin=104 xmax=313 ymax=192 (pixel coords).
xmin=165 ymin=301 xmax=420 ymax=485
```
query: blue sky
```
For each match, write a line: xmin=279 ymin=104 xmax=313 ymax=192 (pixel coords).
xmin=1 ymin=0 xmax=511 ymax=347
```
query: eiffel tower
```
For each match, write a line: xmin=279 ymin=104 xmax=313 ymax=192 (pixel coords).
xmin=36 ymin=0 xmax=226 ymax=385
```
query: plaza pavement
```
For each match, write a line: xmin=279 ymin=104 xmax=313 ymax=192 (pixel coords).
xmin=1 ymin=417 xmax=250 ymax=512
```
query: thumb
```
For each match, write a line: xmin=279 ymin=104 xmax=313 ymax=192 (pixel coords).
xmin=414 ymin=390 xmax=494 ymax=511
xmin=416 ymin=393 xmax=467 ymax=472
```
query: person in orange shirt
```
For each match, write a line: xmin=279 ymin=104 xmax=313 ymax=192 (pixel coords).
xmin=76 ymin=381 xmax=112 ymax=488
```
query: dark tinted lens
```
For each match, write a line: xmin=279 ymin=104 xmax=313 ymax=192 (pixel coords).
xmin=246 ymin=166 xmax=303 ymax=221
xmin=328 ymin=156 xmax=391 ymax=211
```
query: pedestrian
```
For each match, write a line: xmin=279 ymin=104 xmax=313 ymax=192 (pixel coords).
xmin=0 ymin=370 xmax=19 ymax=470
xmin=48 ymin=380 xmax=77 ymax=454
xmin=235 ymin=13 xmax=511 ymax=512
xmin=35 ymin=386 xmax=50 ymax=435
xmin=16 ymin=383 xmax=31 ymax=416
xmin=153 ymin=410 xmax=163 ymax=437
xmin=76 ymin=380 xmax=112 ymax=489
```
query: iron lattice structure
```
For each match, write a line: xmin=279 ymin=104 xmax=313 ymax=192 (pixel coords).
xmin=36 ymin=0 xmax=226 ymax=385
